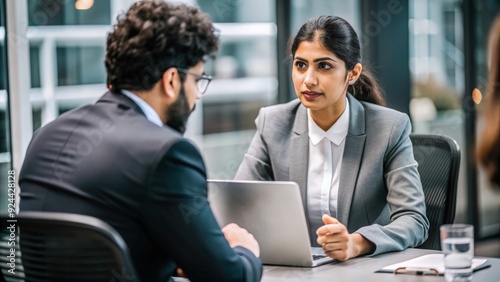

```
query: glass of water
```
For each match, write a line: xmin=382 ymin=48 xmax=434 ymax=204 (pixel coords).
xmin=440 ymin=224 xmax=474 ymax=282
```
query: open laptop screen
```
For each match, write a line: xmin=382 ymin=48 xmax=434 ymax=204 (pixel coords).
xmin=207 ymin=179 xmax=333 ymax=267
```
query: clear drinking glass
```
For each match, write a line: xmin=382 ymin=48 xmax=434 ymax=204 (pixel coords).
xmin=440 ymin=224 xmax=474 ymax=282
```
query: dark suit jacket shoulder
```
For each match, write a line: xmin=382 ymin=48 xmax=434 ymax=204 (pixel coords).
xmin=20 ymin=91 xmax=262 ymax=282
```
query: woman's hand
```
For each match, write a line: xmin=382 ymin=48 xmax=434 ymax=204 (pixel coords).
xmin=316 ymin=214 xmax=375 ymax=261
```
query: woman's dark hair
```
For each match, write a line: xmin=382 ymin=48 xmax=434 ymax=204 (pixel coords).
xmin=291 ymin=15 xmax=385 ymax=106
xmin=477 ymin=14 xmax=500 ymax=187
xmin=105 ymin=1 xmax=219 ymax=92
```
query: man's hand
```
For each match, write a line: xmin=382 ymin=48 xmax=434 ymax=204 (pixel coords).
xmin=222 ymin=223 xmax=260 ymax=257
xmin=316 ymin=214 xmax=374 ymax=261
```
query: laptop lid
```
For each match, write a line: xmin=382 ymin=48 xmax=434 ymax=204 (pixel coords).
xmin=207 ymin=179 xmax=333 ymax=267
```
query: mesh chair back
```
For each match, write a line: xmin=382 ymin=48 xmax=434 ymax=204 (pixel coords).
xmin=1 ymin=212 xmax=139 ymax=282
xmin=411 ymin=134 xmax=460 ymax=250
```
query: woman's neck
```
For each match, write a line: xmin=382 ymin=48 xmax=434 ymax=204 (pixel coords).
xmin=309 ymin=99 xmax=347 ymax=131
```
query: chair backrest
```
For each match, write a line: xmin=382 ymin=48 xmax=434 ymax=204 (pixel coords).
xmin=0 ymin=212 xmax=139 ymax=282
xmin=410 ymin=133 xmax=460 ymax=250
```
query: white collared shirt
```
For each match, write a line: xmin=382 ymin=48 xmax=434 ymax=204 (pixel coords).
xmin=121 ymin=89 xmax=164 ymax=127
xmin=306 ymin=98 xmax=350 ymax=240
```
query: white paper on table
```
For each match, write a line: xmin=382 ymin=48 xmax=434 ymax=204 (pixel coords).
xmin=377 ymin=254 xmax=488 ymax=275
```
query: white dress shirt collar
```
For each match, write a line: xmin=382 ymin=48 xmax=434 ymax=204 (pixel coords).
xmin=121 ymin=89 xmax=164 ymax=127
xmin=307 ymin=98 xmax=350 ymax=145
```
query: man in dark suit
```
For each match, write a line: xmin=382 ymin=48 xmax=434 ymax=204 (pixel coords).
xmin=19 ymin=1 xmax=262 ymax=281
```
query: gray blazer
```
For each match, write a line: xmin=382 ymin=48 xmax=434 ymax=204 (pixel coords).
xmin=235 ymin=94 xmax=429 ymax=255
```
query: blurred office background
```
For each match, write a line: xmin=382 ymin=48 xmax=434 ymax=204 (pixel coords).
xmin=0 ymin=0 xmax=498 ymax=254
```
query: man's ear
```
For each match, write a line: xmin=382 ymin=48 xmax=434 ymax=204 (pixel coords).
xmin=161 ymin=67 xmax=180 ymax=98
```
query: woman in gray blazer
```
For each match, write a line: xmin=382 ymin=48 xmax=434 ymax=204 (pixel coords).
xmin=235 ymin=15 xmax=429 ymax=261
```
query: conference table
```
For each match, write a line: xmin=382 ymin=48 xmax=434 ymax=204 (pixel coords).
xmin=262 ymin=248 xmax=500 ymax=282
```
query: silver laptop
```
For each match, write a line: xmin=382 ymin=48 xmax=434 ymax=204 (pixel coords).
xmin=207 ymin=179 xmax=334 ymax=267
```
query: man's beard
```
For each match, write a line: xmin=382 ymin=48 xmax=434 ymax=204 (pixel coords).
xmin=166 ymin=84 xmax=194 ymax=134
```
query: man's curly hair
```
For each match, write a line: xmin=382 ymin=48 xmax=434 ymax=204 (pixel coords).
xmin=105 ymin=1 xmax=219 ymax=92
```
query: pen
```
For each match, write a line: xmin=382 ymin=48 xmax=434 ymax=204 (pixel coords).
xmin=394 ymin=267 xmax=439 ymax=276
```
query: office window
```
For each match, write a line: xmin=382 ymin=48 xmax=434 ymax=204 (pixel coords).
xmin=26 ymin=0 xmax=121 ymax=126
xmin=0 ymin=0 xmax=12 ymax=213
xmin=0 ymin=46 xmax=5 ymax=90
xmin=291 ymin=0 xmax=361 ymax=35
xmin=198 ymin=0 xmax=273 ymax=22
xmin=27 ymin=0 xmax=111 ymax=26
xmin=21 ymin=0 xmax=278 ymax=181
xmin=203 ymin=100 xmax=266 ymax=134
xmin=179 ymin=0 xmax=278 ymax=178
xmin=58 ymin=105 xmax=75 ymax=115
xmin=30 ymin=45 xmax=41 ymax=88
xmin=410 ymin=0 xmax=500 ymax=238
xmin=32 ymin=108 xmax=43 ymax=132
xmin=56 ymin=46 xmax=105 ymax=86
xmin=201 ymin=29 xmax=277 ymax=135
xmin=473 ymin=1 xmax=500 ymax=238
xmin=0 ymin=0 xmax=2 ymax=28
xmin=0 ymin=110 xmax=8 ymax=153
xmin=410 ymin=0 xmax=466 ymax=222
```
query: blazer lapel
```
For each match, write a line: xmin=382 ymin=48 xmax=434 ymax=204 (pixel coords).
xmin=337 ymin=94 xmax=367 ymax=225
xmin=289 ymin=104 xmax=309 ymax=210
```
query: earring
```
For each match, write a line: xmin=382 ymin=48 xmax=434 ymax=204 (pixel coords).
xmin=349 ymin=80 xmax=354 ymax=85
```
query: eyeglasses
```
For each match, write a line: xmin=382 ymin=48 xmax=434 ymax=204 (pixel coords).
xmin=177 ymin=68 xmax=213 ymax=94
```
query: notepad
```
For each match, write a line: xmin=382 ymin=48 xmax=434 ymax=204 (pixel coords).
xmin=377 ymin=254 xmax=489 ymax=275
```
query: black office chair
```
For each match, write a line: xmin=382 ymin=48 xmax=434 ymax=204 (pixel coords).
xmin=0 ymin=212 xmax=139 ymax=282
xmin=410 ymin=133 xmax=461 ymax=250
